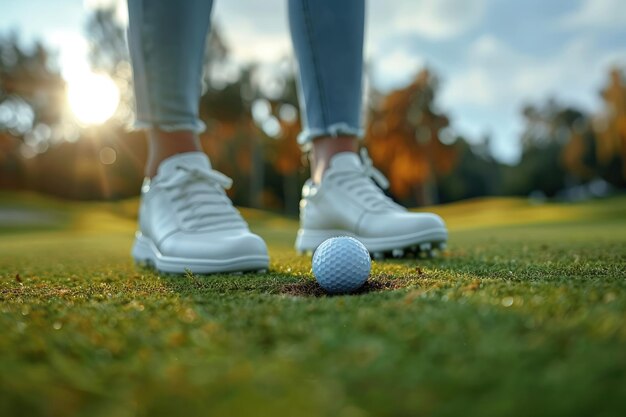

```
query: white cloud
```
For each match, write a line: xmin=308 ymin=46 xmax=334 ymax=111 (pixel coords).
xmin=443 ymin=68 xmax=495 ymax=106
xmin=558 ymin=0 xmax=626 ymax=29
xmin=210 ymin=1 xmax=291 ymax=63
xmin=369 ymin=0 xmax=487 ymax=41
xmin=373 ymin=49 xmax=425 ymax=89
xmin=438 ymin=34 xmax=626 ymax=162
xmin=442 ymin=34 xmax=626 ymax=110
xmin=218 ymin=29 xmax=291 ymax=63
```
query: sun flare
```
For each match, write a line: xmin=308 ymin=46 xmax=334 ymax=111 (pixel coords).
xmin=67 ymin=72 xmax=120 ymax=125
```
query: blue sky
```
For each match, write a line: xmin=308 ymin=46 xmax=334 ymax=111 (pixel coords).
xmin=2 ymin=0 xmax=625 ymax=163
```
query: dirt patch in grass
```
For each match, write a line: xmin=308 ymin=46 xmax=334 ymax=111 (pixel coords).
xmin=281 ymin=274 xmax=412 ymax=297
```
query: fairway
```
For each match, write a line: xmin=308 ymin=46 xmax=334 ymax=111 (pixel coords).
xmin=1 ymin=193 xmax=625 ymax=417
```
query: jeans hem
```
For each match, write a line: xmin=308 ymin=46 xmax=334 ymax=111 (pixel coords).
xmin=131 ymin=120 xmax=206 ymax=133
xmin=297 ymin=122 xmax=364 ymax=151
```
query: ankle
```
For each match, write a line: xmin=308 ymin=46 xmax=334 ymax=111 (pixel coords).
xmin=310 ymin=136 xmax=358 ymax=183
xmin=146 ymin=130 xmax=203 ymax=177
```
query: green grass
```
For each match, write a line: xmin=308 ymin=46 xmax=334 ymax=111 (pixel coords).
xmin=1 ymin=192 xmax=625 ymax=417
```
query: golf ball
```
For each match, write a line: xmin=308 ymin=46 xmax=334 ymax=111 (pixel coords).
xmin=312 ymin=237 xmax=371 ymax=294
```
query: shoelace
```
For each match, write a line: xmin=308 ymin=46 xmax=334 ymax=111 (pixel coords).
xmin=360 ymin=148 xmax=390 ymax=189
xmin=331 ymin=149 xmax=402 ymax=211
xmin=156 ymin=166 xmax=244 ymax=230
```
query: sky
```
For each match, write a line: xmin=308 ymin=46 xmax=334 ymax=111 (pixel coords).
xmin=1 ymin=0 xmax=625 ymax=163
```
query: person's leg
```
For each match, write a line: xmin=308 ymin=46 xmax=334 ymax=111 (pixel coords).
xmin=127 ymin=0 xmax=211 ymax=177
xmin=127 ymin=0 xmax=269 ymax=273
xmin=287 ymin=0 xmax=364 ymax=183
xmin=145 ymin=131 xmax=202 ymax=178
xmin=289 ymin=0 xmax=448 ymax=257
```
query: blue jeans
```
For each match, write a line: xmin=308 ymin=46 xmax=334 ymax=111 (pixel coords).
xmin=127 ymin=0 xmax=365 ymax=149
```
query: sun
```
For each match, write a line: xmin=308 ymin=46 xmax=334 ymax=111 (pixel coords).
xmin=67 ymin=72 xmax=120 ymax=125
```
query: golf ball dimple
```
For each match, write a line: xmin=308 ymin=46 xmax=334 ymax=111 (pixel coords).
xmin=312 ymin=237 xmax=371 ymax=294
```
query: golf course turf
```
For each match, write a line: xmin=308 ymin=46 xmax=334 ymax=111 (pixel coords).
xmin=1 ymin=192 xmax=625 ymax=417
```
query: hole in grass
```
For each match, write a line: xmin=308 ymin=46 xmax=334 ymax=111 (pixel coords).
xmin=281 ymin=274 xmax=412 ymax=297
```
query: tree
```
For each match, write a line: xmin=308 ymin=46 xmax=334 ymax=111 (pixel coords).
xmin=365 ymin=69 xmax=457 ymax=206
xmin=504 ymin=101 xmax=593 ymax=197
xmin=593 ymin=68 xmax=626 ymax=187
xmin=437 ymin=136 xmax=504 ymax=203
xmin=0 ymin=34 xmax=65 ymax=142
xmin=261 ymin=68 xmax=305 ymax=215
xmin=0 ymin=34 xmax=66 ymax=188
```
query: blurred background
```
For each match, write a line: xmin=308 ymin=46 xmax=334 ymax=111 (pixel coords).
xmin=0 ymin=0 xmax=625 ymax=215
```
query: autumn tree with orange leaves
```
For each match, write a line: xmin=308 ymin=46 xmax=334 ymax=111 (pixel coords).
xmin=366 ymin=69 xmax=457 ymax=206
xmin=593 ymin=68 xmax=626 ymax=186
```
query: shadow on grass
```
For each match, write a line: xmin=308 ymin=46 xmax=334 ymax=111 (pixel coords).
xmin=281 ymin=274 xmax=412 ymax=297
xmin=149 ymin=266 xmax=424 ymax=299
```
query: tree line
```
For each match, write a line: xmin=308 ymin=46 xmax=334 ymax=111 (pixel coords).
xmin=0 ymin=8 xmax=624 ymax=213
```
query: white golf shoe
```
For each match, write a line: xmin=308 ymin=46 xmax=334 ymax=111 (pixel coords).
xmin=131 ymin=152 xmax=269 ymax=274
xmin=295 ymin=149 xmax=448 ymax=258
